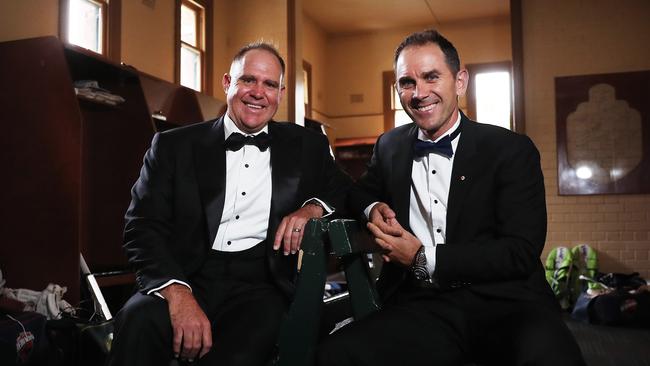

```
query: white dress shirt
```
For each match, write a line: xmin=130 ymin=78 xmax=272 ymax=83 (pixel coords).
xmin=410 ymin=114 xmax=461 ymax=276
xmin=213 ymin=114 xmax=273 ymax=251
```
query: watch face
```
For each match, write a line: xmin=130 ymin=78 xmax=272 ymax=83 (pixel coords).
xmin=414 ymin=271 xmax=427 ymax=280
xmin=413 ymin=264 xmax=429 ymax=280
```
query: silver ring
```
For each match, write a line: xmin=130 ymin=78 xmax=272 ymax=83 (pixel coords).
xmin=292 ymin=227 xmax=302 ymax=233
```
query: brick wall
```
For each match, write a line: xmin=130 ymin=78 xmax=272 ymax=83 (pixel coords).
xmin=522 ymin=0 xmax=650 ymax=278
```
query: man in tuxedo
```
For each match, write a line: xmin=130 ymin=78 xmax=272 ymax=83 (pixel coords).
xmin=108 ymin=42 xmax=350 ymax=366
xmin=317 ymin=30 xmax=585 ymax=366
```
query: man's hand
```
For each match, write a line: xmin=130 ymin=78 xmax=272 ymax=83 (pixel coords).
xmin=368 ymin=202 xmax=400 ymax=236
xmin=273 ymin=203 xmax=324 ymax=255
xmin=367 ymin=219 xmax=422 ymax=267
xmin=160 ymin=284 xmax=212 ymax=362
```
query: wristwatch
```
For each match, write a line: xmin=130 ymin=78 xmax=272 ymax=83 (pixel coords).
xmin=411 ymin=245 xmax=430 ymax=281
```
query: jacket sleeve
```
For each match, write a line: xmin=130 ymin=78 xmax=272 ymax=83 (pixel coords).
xmin=311 ymin=133 xmax=354 ymax=216
xmin=348 ymin=133 xmax=388 ymax=221
xmin=123 ymin=132 xmax=189 ymax=294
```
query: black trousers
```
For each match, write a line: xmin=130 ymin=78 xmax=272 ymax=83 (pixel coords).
xmin=317 ymin=285 xmax=586 ymax=366
xmin=108 ymin=243 xmax=287 ymax=366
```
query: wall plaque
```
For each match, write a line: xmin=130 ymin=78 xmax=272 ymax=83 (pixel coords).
xmin=555 ymin=70 xmax=650 ymax=195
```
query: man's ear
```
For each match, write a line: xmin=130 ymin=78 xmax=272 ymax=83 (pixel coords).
xmin=455 ymin=69 xmax=469 ymax=97
xmin=222 ymin=73 xmax=231 ymax=94
xmin=278 ymin=85 xmax=286 ymax=102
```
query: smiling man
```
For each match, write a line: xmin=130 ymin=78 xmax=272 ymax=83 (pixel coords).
xmin=107 ymin=42 xmax=350 ymax=366
xmin=317 ymin=29 xmax=585 ymax=366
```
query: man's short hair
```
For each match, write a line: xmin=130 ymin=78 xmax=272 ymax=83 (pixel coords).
xmin=394 ymin=29 xmax=461 ymax=75
xmin=232 ymin=41 xmax=286 ymax=77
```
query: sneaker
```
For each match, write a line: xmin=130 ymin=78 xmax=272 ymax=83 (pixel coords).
xmin=545 ymin=246 xmax=572 ymax=310
xmin=569 ymin=244 xmax=599 ymax=305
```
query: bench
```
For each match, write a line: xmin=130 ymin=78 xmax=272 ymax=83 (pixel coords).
xmin=274 ymin=218 xmax=381 ymax=366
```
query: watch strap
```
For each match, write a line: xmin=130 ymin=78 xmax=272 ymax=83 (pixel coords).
xmin=411 ymin=245 xmax=430 ymax=281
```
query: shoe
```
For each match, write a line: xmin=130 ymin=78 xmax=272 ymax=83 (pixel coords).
xmin=545 ymin=246 xmax=572 ymax=310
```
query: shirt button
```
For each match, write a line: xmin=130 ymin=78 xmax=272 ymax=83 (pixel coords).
xmin=235 ymin=215 xmax=240 ymax=220
xmin=241 ymin=192 xmax=246 ymax=196
xmin=245 ymin=164 xmax=249 ymax=168
xmin=432 ymin=170 xmax=437 ymax=174
xmin=434 ymin=200 xmax=438 ymax=204
xmin=227 ymin=241 xmax=232 ymax=245
xmin=436 ymin=228 xmax=442 ymax=233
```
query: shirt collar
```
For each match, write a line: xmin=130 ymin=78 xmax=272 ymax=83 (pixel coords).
xmin=417 ymin=112 xmax=461 ymax=143
xmin=223 ymin=112 xmax=269 ymax=139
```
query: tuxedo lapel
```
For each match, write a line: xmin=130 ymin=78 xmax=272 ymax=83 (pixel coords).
xmin=266 ymin=122 xmax=302 ymax=295
xmin=268 ymin=122 xmax=301 ymax=234
xmin=194 ymin=117 xmax=227 ymax=245
xmin=392 ymin=125 xmax=419 ymax=230
xmin=446 ymin=115 xmax=478 ymax=241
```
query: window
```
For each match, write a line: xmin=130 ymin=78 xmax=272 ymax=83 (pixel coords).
xmin=59 ymin=0 xmax=120 ymax=60
xmin=466 ymin=62 xmax=513 ymax=130
xmin=68 ymin=0 xmax=105 ymax=54
xmin=391 ymin=82 xmax=413 ymax=128
xmin=177 ymin=0 xmax=212 ymax=93
xmin=383 ymin=71 xmax=412 ymax=131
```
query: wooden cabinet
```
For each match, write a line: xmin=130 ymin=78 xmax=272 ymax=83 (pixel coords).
xmin=138 ymin=71 xmax=225 ymax=130
xmin=0 ymin=36 xmax=224 ymax=306
xmin=1 ymin=36 xmax=84 ymax=304
xmin=334 ymin=137 xmax=377 ymax=181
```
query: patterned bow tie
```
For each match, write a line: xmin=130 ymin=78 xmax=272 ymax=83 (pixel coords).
xmin=413 ymin=127 xmax=461 ymax=158
xmin=224 ymin=132 xmax=271 ymax=152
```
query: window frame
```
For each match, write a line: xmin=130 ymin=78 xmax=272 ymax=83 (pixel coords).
xmin=175 ymin=0 xmax=213 ymax=94
xmin=465 ymin=61 xmax=513 ymax=130
xmin=59 ymin=0 xmax=121 ymax=61
xmin=382 ymin=71 xmax=413 ymax=131
xmin=382 ymin=71 xmax=396 ymax=131
xmin=303 ymin=60 xmax=312 ymax=119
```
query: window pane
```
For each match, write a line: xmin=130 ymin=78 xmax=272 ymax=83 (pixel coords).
xmin=394 ymin=110 xmax=412 ymax=127
xmin=181 ymin=4 xmax=198 ymax=47
xmin=181 ymin=45 xmax=201 ymax=91
xmin=392 ymin=85 xmax=401 ymax=110
xmin=303 ymin=69 xmax=309 ymax=105
xmin=68 ymin=0 xmax=103 ymax=53
xmin=392 ymin=82 xmax=412 ymax=127
xmin=475 ymin=71 xmax=511 ymax=130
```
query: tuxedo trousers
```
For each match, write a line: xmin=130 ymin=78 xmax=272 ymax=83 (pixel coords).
xmin=108 ymin=243 xmax=288 ymax=366
xmin=317 ymin=284 xmax=585 ymax=366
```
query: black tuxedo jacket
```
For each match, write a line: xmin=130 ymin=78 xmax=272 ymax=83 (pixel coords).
xmin=350 ymin=112 xmax=556 ymax=305
xmin=124 ymin=117 xmax=350 ymax=297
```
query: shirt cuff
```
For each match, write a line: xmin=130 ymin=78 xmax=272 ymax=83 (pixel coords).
xmin=147 ymin=279 xmax=192 ymax=299
xmin=302 ymin=198 xmax=334 ymax=218
xmin=424 ymin=245 xmax=437 ymax=278
xmin=363 ymin=202 xmax=381 ymax=220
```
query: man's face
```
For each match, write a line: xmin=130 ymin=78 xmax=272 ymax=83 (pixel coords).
xmin=223 ymin=49 xmax=285 ymax=133
xmin=395 ymin=43 xmax=467 ymax=139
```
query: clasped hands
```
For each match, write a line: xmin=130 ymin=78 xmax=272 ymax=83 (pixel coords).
xmin=367 ymin=202 xmax=422 ymax=266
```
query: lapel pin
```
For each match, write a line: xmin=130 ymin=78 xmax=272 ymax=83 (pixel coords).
xmin=460 ymin=175 xmax=466 ymax=181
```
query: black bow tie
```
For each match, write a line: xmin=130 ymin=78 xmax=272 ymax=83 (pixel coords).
xmin=224 ymin=132 xmax=271 ymax=152
xmin=413 ymin=127 xmax=461 ymax=158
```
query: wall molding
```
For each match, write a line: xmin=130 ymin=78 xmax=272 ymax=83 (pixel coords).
xmin=312 ymin=108 xmax=383 ymax=119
